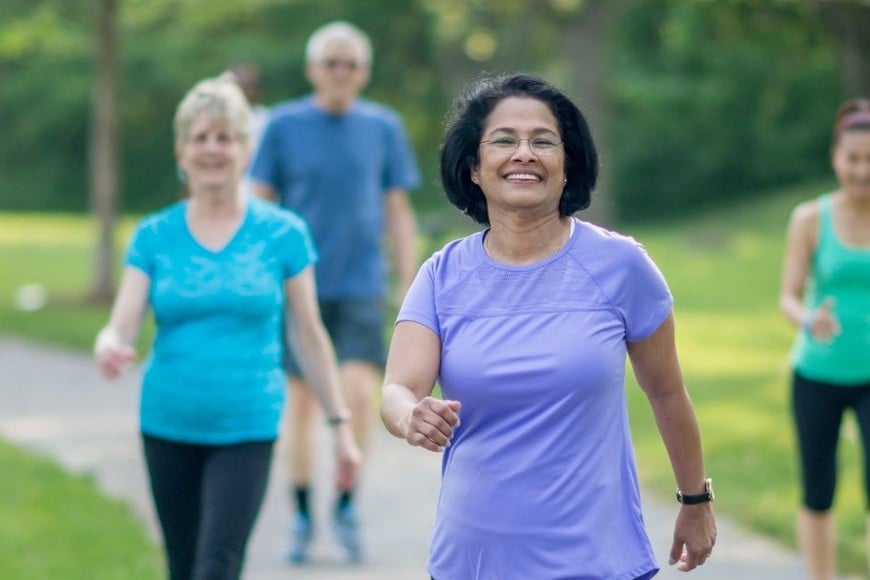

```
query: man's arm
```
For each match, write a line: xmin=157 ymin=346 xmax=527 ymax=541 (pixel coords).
xmin=384 ymin=189 xmax=418 ymax=301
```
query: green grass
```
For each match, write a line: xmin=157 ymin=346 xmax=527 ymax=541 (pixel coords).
xmin=0 ymin=440 xmax=161 ymax=579
xmin=0 ymin=180 xmax=866 ymax=574
xmin=0 ymin=214 xmax=152 ymax=352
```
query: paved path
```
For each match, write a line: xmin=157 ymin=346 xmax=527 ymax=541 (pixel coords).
xmin=0 ymin=336 xmax=812 ymax=579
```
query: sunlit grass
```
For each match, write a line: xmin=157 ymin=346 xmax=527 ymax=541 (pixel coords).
xmin=0 ymin=213 xmax=147 ymax=351
xmin=0 ymin=440 xmax=161 ymax=579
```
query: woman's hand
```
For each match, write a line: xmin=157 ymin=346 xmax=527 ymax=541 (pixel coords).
xmin=333 ymin=424 xmax=362 ymax=491
xmin=400 ymin=397 xmax=461 ymax=452
xmin=805 ymin=297 xmax=841 ymax=342
xmin=670 ymin=503 xmax=717 ymax=572
xmin=94 ymin=329 xmax=137 ymax=379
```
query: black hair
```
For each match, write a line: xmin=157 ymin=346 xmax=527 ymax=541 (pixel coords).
xmin=439 ymin=73 xmax=598 ymax=225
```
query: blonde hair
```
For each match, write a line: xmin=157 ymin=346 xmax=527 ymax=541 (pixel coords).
xmin=173 ymin=75 xmax=252 ymax=146
xmin=305 ymin=21 xmax=372 ymax=65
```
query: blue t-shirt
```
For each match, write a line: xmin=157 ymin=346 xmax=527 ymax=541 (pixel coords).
xmin=125 ymin=199 xmax=317 ymax=444
xmin=399 ymin=219 xmax=672 ymax=580
xmin=249 ymin=96 xmax=420 ymax=299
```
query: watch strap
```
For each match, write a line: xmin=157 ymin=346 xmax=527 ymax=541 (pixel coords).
xmin=676 ymin=477 xmax=714 ymax=505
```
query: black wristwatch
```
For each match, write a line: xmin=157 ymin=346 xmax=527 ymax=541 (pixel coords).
xmin=676 ymin=478 xmax=714 ymax=505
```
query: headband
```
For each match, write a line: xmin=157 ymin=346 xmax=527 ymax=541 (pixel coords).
xmin=837 ymin=111 xmax=870 ymax=135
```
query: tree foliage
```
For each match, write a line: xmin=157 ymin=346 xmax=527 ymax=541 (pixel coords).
xmin=0 ymin=0 xmax=856 ymax=222
xmin=611 ymin=0 xmax=842 ymax=220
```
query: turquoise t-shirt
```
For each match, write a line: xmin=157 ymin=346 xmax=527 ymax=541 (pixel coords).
xmin=791 ymin=194 xmax=870 ymax=385
xmin=125 ymin=198 xmax=317 ymax=444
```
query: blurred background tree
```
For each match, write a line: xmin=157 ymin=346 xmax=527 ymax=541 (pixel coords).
xmin=810 ymin=0 xmax=870 ymax=97
xmin=612 ymin=0 xmax=842 ymax=220
xmin=0 ymin=0 xmax=862 ymax=224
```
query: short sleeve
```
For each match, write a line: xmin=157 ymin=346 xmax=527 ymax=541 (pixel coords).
xmin=278 ymin=212 xmax=318 ymax=280
xmin=396 ymin=257 xmax=440 ymax=336
xmin=124 ymin=219 xmax=155 ymax=277
xmin=381 ymin=114 xmax=421 ymax=193
xmin=610 ymin=242 xmax=673 ymax=343
xmin=249 ymin=118 xmax=283 ymax=190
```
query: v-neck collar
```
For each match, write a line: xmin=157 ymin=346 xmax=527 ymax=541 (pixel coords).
xmin=182 ymin=200 xmax=250 ymax=255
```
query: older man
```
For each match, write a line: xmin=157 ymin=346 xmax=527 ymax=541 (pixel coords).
xmin=250 ymin=21 xmax=420 ymax=564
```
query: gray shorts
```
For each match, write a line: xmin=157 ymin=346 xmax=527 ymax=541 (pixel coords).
xmin=284 ymin=297 xmax=386 ymax=378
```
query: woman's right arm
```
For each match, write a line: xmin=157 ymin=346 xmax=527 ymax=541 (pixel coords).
xmin=380 ymin=321 xmax=460 ymax=452
xmin=779 ymin=202 xmax=818 ymax=329
xmin=94 ymin=267 xmax=151 ymax=379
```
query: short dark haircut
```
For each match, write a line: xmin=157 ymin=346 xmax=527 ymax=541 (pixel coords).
xmin=440 ymin=73 xmax=599 ymax=225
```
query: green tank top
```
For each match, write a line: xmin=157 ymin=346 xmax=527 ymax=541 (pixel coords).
xmin=791 ymin=194 xmax=870 ymax=385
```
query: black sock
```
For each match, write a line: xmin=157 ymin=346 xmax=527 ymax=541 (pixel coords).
xmin=337 ymin=488 xmax=354 ymax=511
xmin=293 ymin=486 xmax=311 ymax=518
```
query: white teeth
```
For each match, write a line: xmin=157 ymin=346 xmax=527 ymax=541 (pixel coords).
xmin=505 ymin=173 xmax=540 ymax=181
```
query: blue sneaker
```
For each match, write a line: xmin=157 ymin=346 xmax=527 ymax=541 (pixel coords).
xmin=287 ymin=513 xmax=313 ymax=564
xmin=333 ymin=503 xmax=363 ymax=563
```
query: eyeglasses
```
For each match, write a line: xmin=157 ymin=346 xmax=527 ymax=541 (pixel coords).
xmin=322 ymin=58 xmax=361 ymax=71
xmin=479 ymin=136 xmax=563 ymax=156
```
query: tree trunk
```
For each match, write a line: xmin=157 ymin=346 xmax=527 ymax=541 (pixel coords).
xmin=556 ymin=0 xmax=642 ymax=226
xmin=89 ymin=0 xmax=119 ymax=303
xmin=811 ymin=0 xmax=870 ymax=97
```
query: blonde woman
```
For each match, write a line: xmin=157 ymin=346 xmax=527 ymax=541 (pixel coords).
xmin=94 ymin=76 xmax=360 ymax=580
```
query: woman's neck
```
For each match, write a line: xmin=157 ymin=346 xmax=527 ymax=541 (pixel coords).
xmin=485 ymin=214 xmax=572 ymax=265
xmin=188 ymin=188 xmax=245 ymax=219
xmin=838 ymin=189 xmax=870 ymax=215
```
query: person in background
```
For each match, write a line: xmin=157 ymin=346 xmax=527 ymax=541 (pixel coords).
xmin=249 ymin=21 xmax=420 ymax=564
xmin=227 ymin=61 xmax=271 ymax=197
xmin=94 ymin=75 xmax=360 ymax=580
xmin=379 ymin=73 xmax=716 ymax=579
xmin=779 ymin=98 xmax=870 ymax=580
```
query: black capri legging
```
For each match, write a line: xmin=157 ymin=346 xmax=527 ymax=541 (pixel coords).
xmin=792 ymin=371 xmax=870 ymax=511
xmin=142 ymin=434 xmax=274 ymax=580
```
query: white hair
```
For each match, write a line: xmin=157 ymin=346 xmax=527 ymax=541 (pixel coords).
xmin=173 ymin=75 xmax=251 ymax=145
xmin=305 ymin=21 xmax=372 ymax=65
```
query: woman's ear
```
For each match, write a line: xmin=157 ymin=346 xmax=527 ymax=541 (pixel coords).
xmin=470 ymin=172 xmax=479 ymax=184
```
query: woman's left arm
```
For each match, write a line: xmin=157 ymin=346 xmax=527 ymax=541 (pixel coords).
xmin=284 ymin=267 xmax=361 ymax=490
xmin=628 ymin=312 xmax=716 ymax=572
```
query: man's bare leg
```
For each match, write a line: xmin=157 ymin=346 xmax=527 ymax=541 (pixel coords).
xmin=284 ymin=377 xmax=319 ymax=563
xmin=332 ymin=361 xmax=380 ymax=563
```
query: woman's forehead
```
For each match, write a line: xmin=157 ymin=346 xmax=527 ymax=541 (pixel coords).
xmin=484 ymin=97 xmax=558 ymax=132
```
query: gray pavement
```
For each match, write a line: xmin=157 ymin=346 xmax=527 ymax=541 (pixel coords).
xmin=0 ymin=336 xmax=813 ymax=579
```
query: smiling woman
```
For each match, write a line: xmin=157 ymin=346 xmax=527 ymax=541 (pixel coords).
xmin=779 ymin=97 xmax=870 ymax=579
xmin=379 ymin=73 xmax=716 ymax=580
xmin=92 ymin=75 xmax=361 ymax=580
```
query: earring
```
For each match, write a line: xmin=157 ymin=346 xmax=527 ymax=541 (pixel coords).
xmin=471 ymin=174 xmax=479 ymax=184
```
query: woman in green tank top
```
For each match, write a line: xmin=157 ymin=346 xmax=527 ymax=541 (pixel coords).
xmin=780 ymin=98 xmax=870 ymax=580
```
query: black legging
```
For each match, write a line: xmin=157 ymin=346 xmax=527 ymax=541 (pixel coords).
xmin=792 ymin=371 xmax=870 ymax=511
xmin=142 ymin=434 xmax=274 ymax=580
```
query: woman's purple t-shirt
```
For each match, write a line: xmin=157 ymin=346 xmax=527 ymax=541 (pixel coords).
xmin=398 ymin=219 xmax=672 ymax=580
